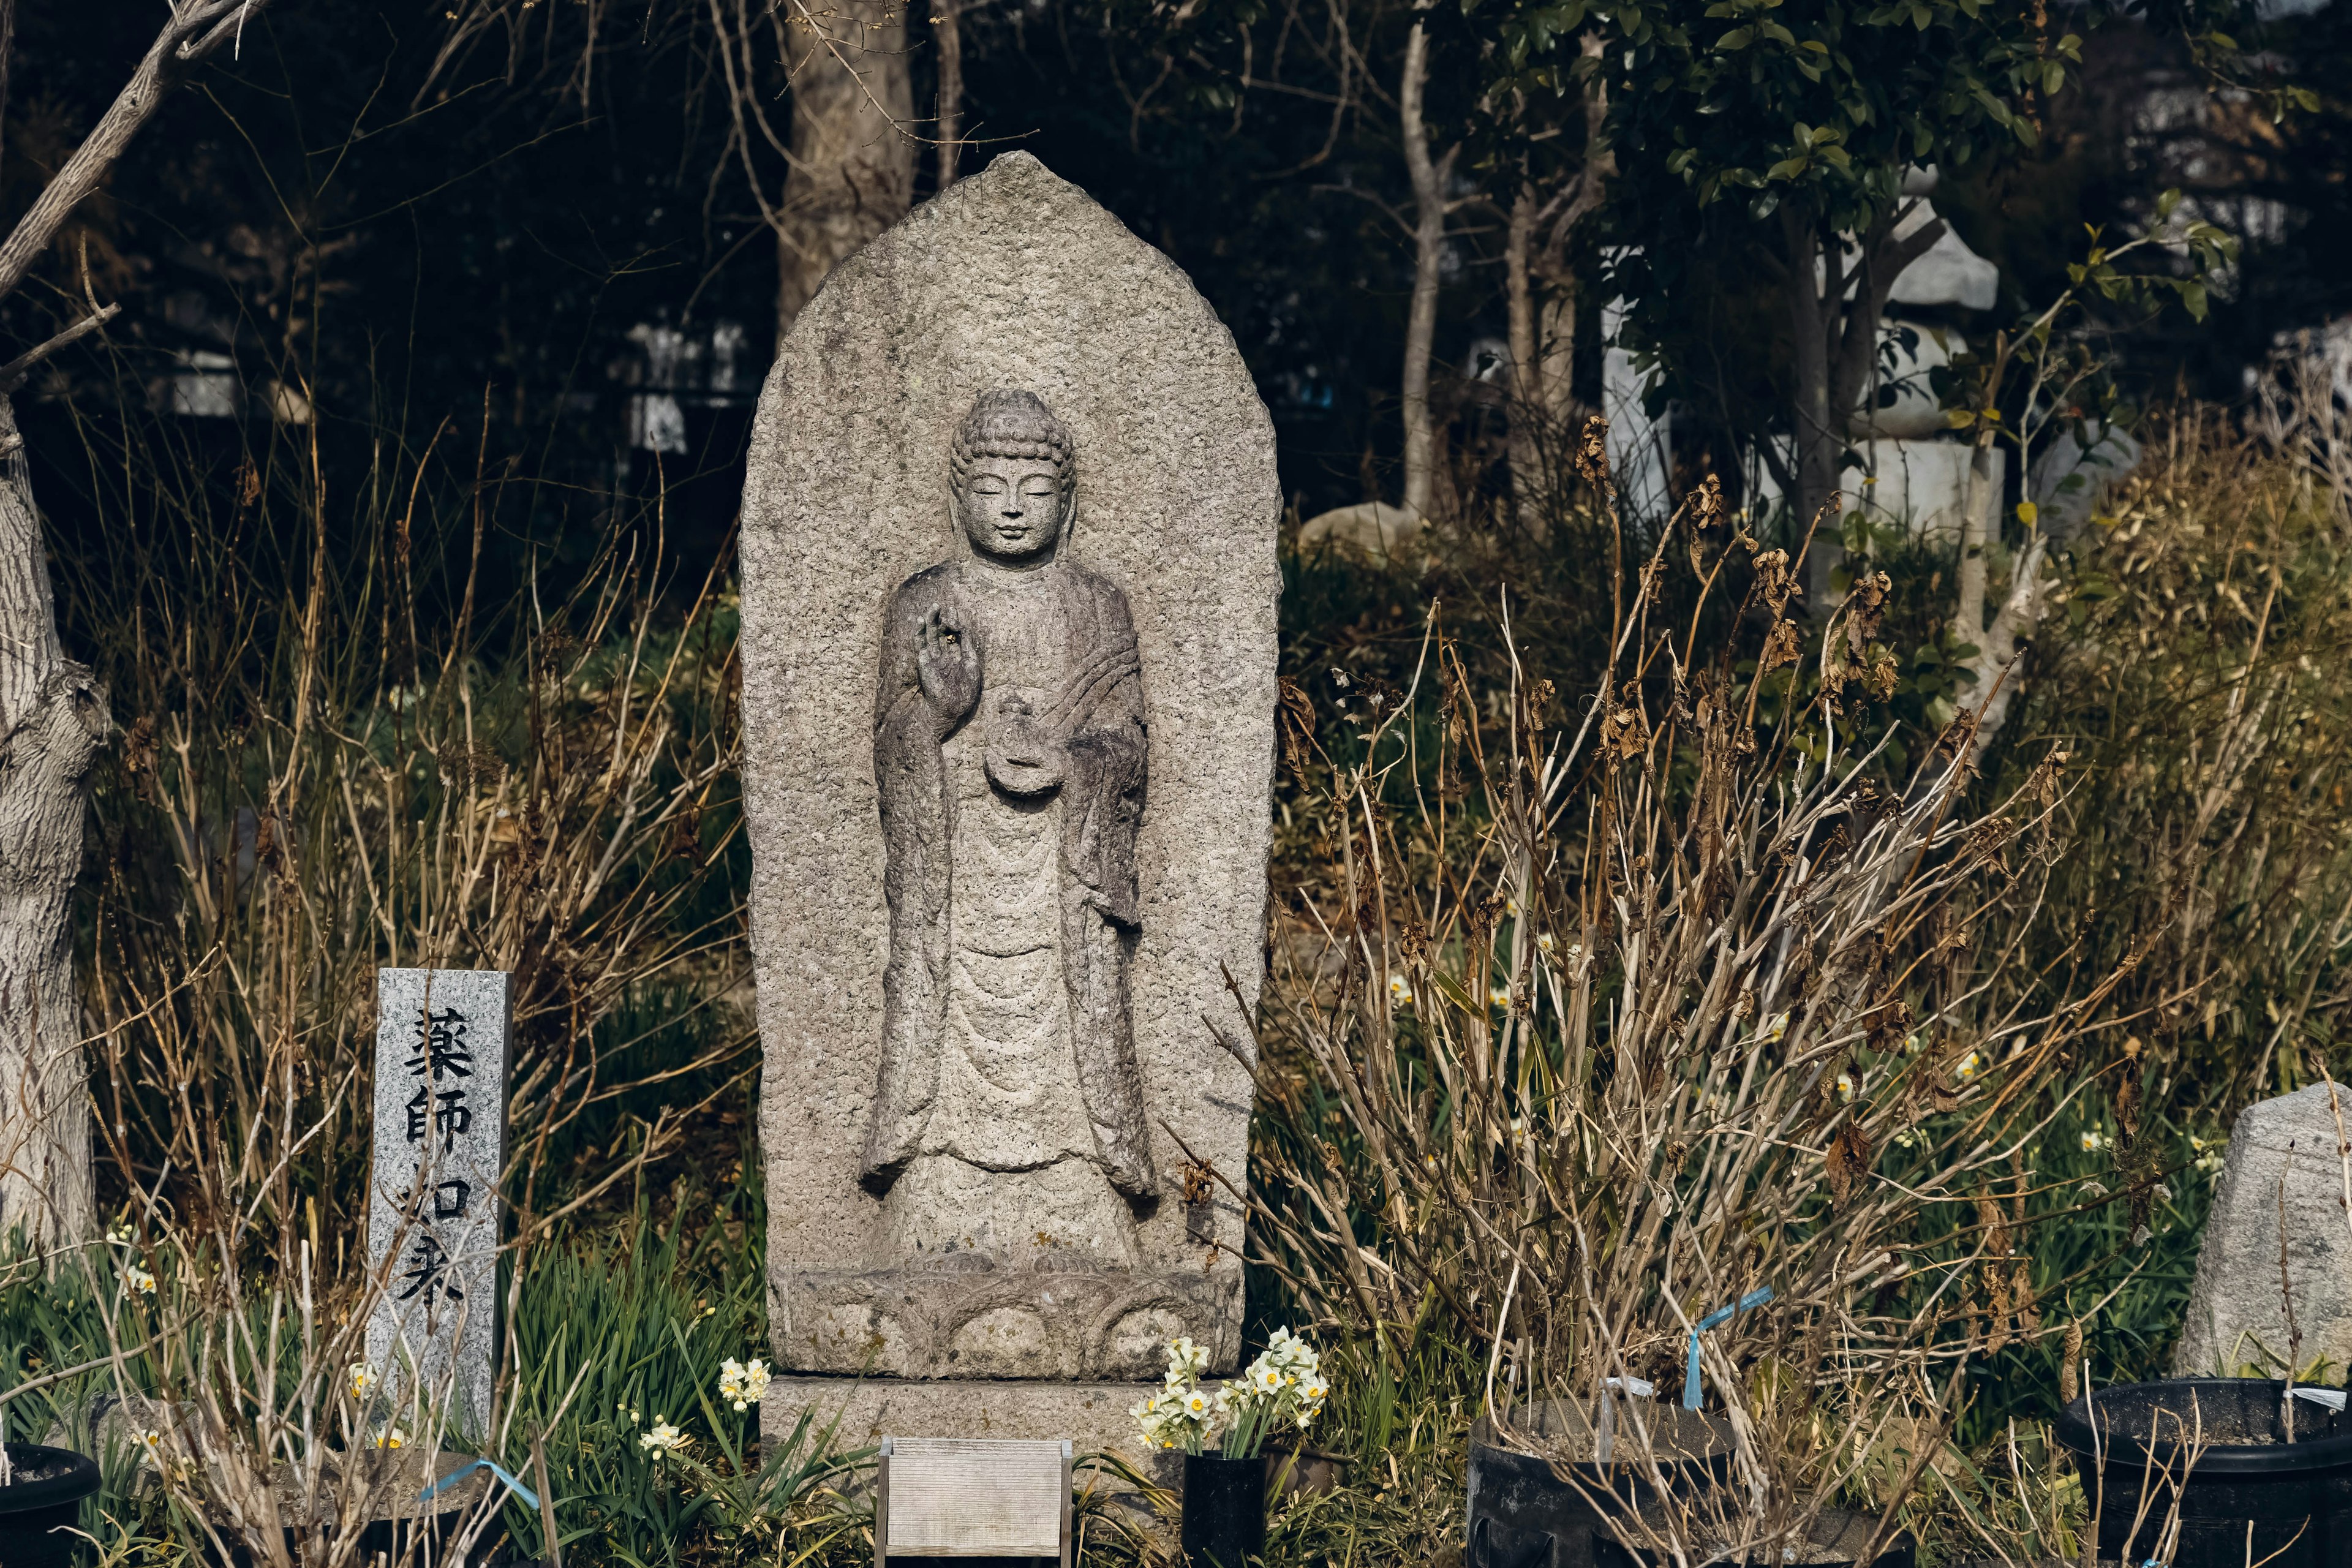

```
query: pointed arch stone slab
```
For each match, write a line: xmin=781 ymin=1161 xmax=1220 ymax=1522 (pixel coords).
xmin=739 ymin=153 xmax=1277 ymax=1453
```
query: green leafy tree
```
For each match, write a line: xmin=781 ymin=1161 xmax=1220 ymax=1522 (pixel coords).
xmin=1624 ymin=0 xmax=2082 ymax=574
xmin=1493 ymin=0 xmax=2244 ymax=582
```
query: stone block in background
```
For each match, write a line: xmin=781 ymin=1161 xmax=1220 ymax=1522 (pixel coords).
xmin=2174 ymin=1081 xmax=2352 ymax=1378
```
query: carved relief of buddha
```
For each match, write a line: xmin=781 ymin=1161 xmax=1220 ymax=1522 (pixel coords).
xmin=864 ymin=389 xmax=1157 ymax=1274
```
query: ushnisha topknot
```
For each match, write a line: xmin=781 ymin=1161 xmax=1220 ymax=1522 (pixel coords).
xmin=949 ymin=388 xmax=1076 ymax=497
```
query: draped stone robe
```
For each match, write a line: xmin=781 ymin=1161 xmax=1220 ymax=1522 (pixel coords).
xmin=864 ymin=552 xmax=1156 ymax=1262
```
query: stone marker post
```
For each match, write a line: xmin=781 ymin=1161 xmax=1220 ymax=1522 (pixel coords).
xmin=368 ymin=968 xmax=510 ymax=1438
xmin=2175 ymin=1080 xmax=2352 ymax=1378
xmin=738 ymin=151 xmax=1279 ymax=1463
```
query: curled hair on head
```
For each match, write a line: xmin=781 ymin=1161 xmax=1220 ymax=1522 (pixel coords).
xmin=949 ymin=388 xmax=1077 ymax=497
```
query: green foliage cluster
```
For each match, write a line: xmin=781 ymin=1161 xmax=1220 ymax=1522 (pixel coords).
xmin=491 ymin=1180 xmax=864 ymax=1565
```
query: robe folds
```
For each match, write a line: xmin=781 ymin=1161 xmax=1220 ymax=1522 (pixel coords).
xmin=862 ymin=554 xmax=1158 ymax=1201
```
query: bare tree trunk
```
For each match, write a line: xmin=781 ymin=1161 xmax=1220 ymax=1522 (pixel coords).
xmin=1502 ymin=39 xmax=1610 ymax=536
xmin=1780 ymin=201 xmax=1945 ymax=605
xmin=1506 ymin=186 xmax=1540 ymax=531
xmin=1398 ymin=15 xmax=1455 ymax=520
xmin=1781 ymin=202 xmax=1842 ymax=602
xmin=1537 ymin=288 xmax=1576 ymax=421
xmin=0 ymin=399 xmax=106 ymax=1249
xmin=1951 ymin=424 xmax=2046 ymax=764
xmin=933 ymin=0 xmax=962 ymax=189
xmin=0 ymin=0 xmax=270 ymax=1250
xmin=777 ymin=0 xmax=915 ymax=335
xmin=1955 ymin=427 xmax=1997 ymax=644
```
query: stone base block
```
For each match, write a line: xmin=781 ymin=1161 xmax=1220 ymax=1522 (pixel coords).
xmin=778 ymin=1267 xmax=1237 ymax=1380
xmin=762 ymin=1376 xmax=1178 ymax=1490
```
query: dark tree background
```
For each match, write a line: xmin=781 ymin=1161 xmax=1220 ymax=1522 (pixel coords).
xmin=2 ymin=0 xmax=2343 ymax=620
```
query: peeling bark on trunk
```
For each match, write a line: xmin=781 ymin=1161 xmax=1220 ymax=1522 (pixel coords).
xmin=1398 ymin=15 xmax=1454 ymax=522
xmin=0 ymin=396 xmax=106 ymax=1248
xmin=776 ymin=0 xmax=914 ymax=335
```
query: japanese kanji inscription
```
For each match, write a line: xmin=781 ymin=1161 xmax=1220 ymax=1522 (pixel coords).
xmin=366 ymin=968 xmax=510 ymax=1436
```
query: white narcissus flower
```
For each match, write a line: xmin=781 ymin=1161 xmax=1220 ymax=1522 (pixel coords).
xmin=719 ymin=1356 xmax=772 ymax=1412
xmin=1956 ymin=1050 xmax=1983 ymax=1082
xmin=2080 ymin=1130 xmax=2107 ymax=1153
xmin=1761 ymin=1013 xmax=1790 ymax=1045
xmin=639 ymin=1419 xmax=689 ymax=1455
xmin=1834 ymin=1071 xmax=1855 ymax=1102
xmin=348 ymin=1363 xmax=375 ymax=1399
xmin=1388 ymin=974 xmax=1413 ymax=1006
xmin=124 ymin=1264 xmax=156 ymax=1295
xmin=1489 ymin=986 xmax=1511 ymax=1009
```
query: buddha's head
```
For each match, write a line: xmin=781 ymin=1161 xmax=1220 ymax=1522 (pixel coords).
xmin=949 ymin=389 xmax=1075 ymax=564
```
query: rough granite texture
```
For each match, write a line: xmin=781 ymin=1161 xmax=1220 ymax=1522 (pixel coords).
xmin=740 ymin=152 xmax=1278 ymax=1455
xmin=2174 ymin=1081 xmax=2352 ymax=1376
xmin=366 ymin=968 xmax=508 ymax=1438
xmin=772 ymin=1376 xmax=1180 ymax=1489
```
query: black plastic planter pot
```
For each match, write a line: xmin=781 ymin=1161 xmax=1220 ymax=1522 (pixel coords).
xmin=2055 ymin=1378 xmax=2352 ymax=1568
xmin=1593 ymin=1508 xmax=1917 ymax=1568
xmin=1183 ymin=1452 xmax=1267 ymax=1568
xmin=0 ymin=1444 xmax=102 ymax=1568
xmin=1465 ymin=1399 xmax=1736 ymax=1568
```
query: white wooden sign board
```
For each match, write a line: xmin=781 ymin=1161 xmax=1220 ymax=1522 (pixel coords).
xmin=876 ymin=1436 xmax=1072 ymax=1565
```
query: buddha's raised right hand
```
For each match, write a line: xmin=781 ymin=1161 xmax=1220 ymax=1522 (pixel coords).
xmin=915 ymin=604 xmax=983 ymax=732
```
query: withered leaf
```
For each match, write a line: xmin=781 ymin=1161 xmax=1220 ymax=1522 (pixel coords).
xmin=1691 ymin=472 xmax=1726 ymax=531
xmin=1825 ymin=1121 xmax=1874 ymax=1207
xmin=1573 ymin=414 xmax=1611 ymax=489
xmin=1845 ymin=570 xmax=1892 ymax=658
xmin=1754 ymin=549 xmax=1796 ymax=614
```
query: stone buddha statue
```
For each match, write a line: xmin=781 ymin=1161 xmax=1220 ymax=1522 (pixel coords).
xmin=864 ymin=389 xmax=1158 ymax=1273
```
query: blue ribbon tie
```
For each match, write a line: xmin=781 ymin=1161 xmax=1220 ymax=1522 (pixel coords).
xmin=418 ymin=1455 xmax=541 ymax=1512
xmin=1681 ymin=1287 xmax=1775 ymax=1410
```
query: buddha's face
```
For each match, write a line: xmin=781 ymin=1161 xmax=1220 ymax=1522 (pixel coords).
xmin=957 ymin=455 xmax=1065 ymax=562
